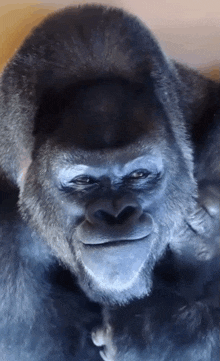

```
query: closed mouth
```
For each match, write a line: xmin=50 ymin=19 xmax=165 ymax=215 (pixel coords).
xmin=82 ymin=236 xmax=149 ymax=248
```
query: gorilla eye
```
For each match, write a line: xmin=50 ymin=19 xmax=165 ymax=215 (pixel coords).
xmin=128 ymin=170 xmax=150 ymax=180
xmin=70 ymin=176 xmax=97 ymax=186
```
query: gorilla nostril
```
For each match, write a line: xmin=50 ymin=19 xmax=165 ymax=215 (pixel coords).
xmin=117 ymin=206 xmax=136 ymax=223
xmin=94 ymin=206 xmax=136 ymax=225
xmin=94 ymin=210 xmax=116 ymax=225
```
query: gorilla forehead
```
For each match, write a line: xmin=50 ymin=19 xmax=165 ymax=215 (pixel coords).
xmin=36 ymin=78 xmax=166 ymax=151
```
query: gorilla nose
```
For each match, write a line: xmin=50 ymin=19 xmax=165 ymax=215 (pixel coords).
xmin=78 ymin=197 xmax=154 ymax=244
xmin=94 ymin=206 xmax=137 ymax=225
xmin=86 ymin=198 xmax=142 ymax=226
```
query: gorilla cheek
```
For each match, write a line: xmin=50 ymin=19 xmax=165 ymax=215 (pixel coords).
xmin=78 ymin=237 xmax=157 ymax=291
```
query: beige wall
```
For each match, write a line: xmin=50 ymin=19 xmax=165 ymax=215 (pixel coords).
xmin=0 ymin=0 xmax=219 ymax=79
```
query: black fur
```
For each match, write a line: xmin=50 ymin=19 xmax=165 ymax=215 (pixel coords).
xmin=0 ymin=5 xmax=219 ymax=360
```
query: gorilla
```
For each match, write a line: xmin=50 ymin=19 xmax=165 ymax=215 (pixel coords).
xmin=0 ymin=4 xmax=219 ymax=361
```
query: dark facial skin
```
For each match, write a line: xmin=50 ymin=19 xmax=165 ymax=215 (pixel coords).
xmin=18 ymin=80 xmax=199 ymax=305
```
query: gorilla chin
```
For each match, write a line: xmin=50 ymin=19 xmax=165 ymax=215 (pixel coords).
xmin=76 ymin=234 xmax=164 ymax=305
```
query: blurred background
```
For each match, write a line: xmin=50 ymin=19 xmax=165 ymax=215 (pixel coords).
xmin=0 ymin=0 xmax=219 ymax=79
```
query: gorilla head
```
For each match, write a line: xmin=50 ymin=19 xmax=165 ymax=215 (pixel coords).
xmin=0 ymin=5 xmax=199 ymax=305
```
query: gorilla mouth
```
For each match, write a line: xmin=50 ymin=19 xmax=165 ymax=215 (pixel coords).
xmin=76 ymin=212 xmax=154 ymax=246
xmin=78 ymin=235 xmax=154 ymax=291
xmin=81 ymin=236 xmax=149 ymax=248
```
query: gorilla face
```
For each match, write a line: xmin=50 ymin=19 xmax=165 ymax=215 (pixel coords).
xmin=19 ymin=80 xmax=196 ymax=304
